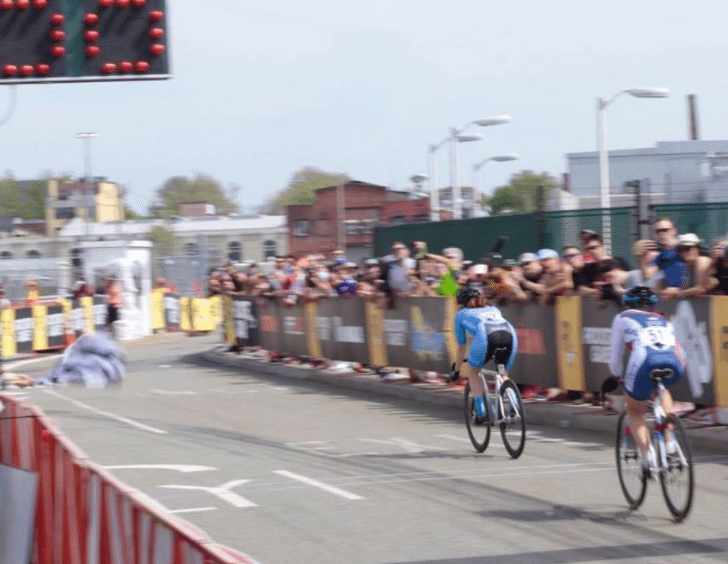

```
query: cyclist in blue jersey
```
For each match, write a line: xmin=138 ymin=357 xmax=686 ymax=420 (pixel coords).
xmin=609 ymin=286 xmax=686 ymax=475
xmin=450 ymin=285 xmax=518 ymax=420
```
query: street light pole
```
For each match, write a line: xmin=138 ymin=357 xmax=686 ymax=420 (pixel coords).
xmin=471 ymin=154 xmax=520 ymax=198
xmin=596 ymin=87 xmax=668 ymax=255
xmin=75 ymin=132 xmax=98 ymax=239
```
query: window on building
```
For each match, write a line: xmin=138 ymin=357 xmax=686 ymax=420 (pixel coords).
xmin=293 ymin=220 xmax=310 ymax=236
xmin=70 ymin=248 xmax=82 ymax=268
xmin=185 ymin=243 xmax=199 ymax=257
xmin=228 ymin=241 xmax=241 ymax=262
xmin=56 ymin=207 xmax=76 ymax=220
xmin=263 ymin=240 xmax=277 ymax=261
xmin=389 ymin=215 xmax=406 ymax=225
xmin=0 ymin=251 xmax=12 ymax=259
xmin=414 ymin=213 xmax=430 ymax=223
xmin=345 ymin=222 xmax=361 ymax=235
xmin=27 ymin=250 xmax=41 ymax=258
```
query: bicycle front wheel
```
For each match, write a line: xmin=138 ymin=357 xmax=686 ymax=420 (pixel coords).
xmin=499 ymin=380 xmax=526 ymax=458
xmin=615 ymin=411 xmax=647 ymax=509
xmin=659 ymin=414 xmax=694 ymax=522
xmin=464 ymin=382 xmax=491 ymax=452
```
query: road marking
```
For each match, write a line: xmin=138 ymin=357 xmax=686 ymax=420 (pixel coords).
xmin=159 ymin=364 xmax=172 ymax=368
xmin=42 ymin=389 xmax=168 ymax=435
xmin=150 ymin=389 xmax=198 ymax=396
xmin=274 ymin=470 xmax=364 ymax=500
xmin=3 ymin=354 xmax=63 ymax=371
xmin=159 ymin=479 xmax=257 ymax=508
xmin=168 ymin=507 xmax=218 ymax=514
xmin=436 ymin=433 xmax=500 ymax=446
xmin=104 ymin=465 xmax=216 ymax=473
xmin=359 ymin=437 xmax=440 ymax=453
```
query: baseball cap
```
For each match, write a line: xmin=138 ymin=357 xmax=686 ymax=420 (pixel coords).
xmin=536 ymin=249 xmax=559 ymax=260
xmin=518 ymin=252 xmax=537 ymax=265
xmin=677 ymin=233 xmax=701 ymax=247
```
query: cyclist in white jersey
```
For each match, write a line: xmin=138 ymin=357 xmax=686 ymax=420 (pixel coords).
xmin=609 ymin=286 xmax=685 ymax=474
xmin=450 ymin=285 xmax=518 ymax=419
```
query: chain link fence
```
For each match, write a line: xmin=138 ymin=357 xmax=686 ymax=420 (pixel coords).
xmin=0 ymin=258 xmax=72 ymax=302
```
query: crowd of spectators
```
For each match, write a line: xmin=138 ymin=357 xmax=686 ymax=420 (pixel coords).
xmin=206 ymin=216 xmax=728 ymax=309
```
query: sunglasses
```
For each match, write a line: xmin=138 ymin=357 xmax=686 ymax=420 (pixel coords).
xmin=655 ymin=227 xmax=672 ymax=234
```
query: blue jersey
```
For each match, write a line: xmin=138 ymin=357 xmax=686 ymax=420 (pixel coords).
xmin=454 ymin=305 xmax=511 ymax=345
xmin=454 ymin=306 xmax=518 ymax=370
xmin=609 ymin=309 xmax=685 ymax=401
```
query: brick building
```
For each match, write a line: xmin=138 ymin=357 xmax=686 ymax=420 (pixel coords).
xmin=287 ymin=180 xmax=433 ymax=262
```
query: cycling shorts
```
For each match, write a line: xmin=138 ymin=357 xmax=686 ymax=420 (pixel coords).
xmin=467 ymin=326 xmax=517 ymax=371
xmin=624 ymin=349 xmax=684 ymax=402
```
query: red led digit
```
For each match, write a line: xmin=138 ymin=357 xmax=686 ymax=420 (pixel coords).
xmin=35 ymin=63 xmax=50 ymax=75
xmin=84 ymin=13 xmax=99 ymax=25
xmin=51 ymin=45 xmax=66 ymax=57
xmin=85 ymin=30 xmax=100 ymax=42
xmin=149 ymin=10 xmax=163 ymax=21
xmin=49 ymin=13 xmax=64 ymax=25
xmin=20 ymin=65 xmax=34 ymax=76
xmin=32 ymin=0 xmax=49 ymax=8
xmin=119 ymin=61 xmax=132 ymax=73
xmin=3 ymin=64 xmax=18 ymax=76
xmin=149 ymin=28 xmax=164 ymax=39
xmin=150 ymin=43 xmax=165 ymax=56
xmin=50 ymin=30 xmax=66 ymax=42
xmin=16 ymin=0 xmax=30 ymax=10
xmin=101 ymin=62 xmax=117 ymax=74
xmin=134 ymin=60 xmax=149 ymax=72
xmin=86 ymin=45 xmax=101 ymax=57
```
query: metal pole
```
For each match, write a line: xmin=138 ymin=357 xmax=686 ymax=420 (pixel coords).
xmin=336 ymin=182 xmax=345 ymax=252
xmin=596 ymin=98 xmax=612 ymax=255
xmin=428 ymin=145 xmax=438 ymax=221
xmin=450 ymin=128 xmax=461 ymax=220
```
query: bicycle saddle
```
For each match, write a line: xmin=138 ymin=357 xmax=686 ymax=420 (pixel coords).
xmin=649 ymin=368 xmax=674 ymax=381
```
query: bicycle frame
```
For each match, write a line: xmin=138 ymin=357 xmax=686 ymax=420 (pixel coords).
xmin=479 ymin=363 xmax=513 ymax=425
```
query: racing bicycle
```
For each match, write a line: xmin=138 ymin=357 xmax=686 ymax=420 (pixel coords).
xmin=464 ymin=356 xmax=526 ymax=458
xmin=615 ymin=369 xmax=694 ymax=522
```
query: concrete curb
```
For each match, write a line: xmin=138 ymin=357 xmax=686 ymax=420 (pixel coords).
xmin=195 ymin=349 xmax=728 ymax=455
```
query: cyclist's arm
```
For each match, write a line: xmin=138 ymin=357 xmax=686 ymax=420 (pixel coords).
xmin=455 ymin=343 xmax=468 ymax=372
xmin=608 ymin=314 xmax=626 ymax=379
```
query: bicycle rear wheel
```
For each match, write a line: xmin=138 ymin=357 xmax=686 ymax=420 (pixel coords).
xmin=499 ymin=380 xmax=526 ymax=458
xmin=659 ymin=414 xmax=694 ymax=522
xmin=615 ymin=411 xmax=647 ymax=509
xmin=464 ymin=382 xmax=491 ymax=452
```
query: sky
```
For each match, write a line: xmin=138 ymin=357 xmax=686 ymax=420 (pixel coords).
xmin=2 ymin=0 xmax=728 ymax=215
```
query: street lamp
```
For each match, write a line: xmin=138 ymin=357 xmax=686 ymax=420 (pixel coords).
xmin=597 ymin=87 xmax=668 ymax=254
xmin=75 ymin=131 xmax=98 ymax=238
xmin=427 ymin=115 xmax=511 ymax=221
xmin=471 ymin=153 xmax=520 ymax=195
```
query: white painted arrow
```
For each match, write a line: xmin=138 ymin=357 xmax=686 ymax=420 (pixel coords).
xmin=103 ymin=465 xmax=217 ymax=473
xmin=159 ymin=479 xmax=257 ymax=508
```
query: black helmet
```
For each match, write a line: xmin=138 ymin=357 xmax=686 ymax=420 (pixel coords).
xmin=456 ymin=285 xmax=482 ymax=306
xmin=622 ymin=286 xmax=659 ymax=309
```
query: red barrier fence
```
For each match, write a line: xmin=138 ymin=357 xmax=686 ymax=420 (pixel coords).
xmin=0 ymin=395 xmax=256 ymax=564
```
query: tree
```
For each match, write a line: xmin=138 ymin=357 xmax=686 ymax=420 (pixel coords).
xmin=483 ymin=170 xmax=560 ymax=215
xmin=149 ymin=174 xmax=239 ymax=218
xmin=0 ymin=174 xmax=48 ymax=219
xmin=263 ymin=167 xmax=350 ymax=214
xmin=144 ymin=225 xmax=178 ymax=257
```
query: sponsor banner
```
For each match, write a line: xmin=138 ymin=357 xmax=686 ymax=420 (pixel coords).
xmin=316 ymin=298 xmax=369 ymax=363
xmin=306 ymin=301 xmax=322 ymax=358
xmin=257 ymin=298 xmax=283 ymax=354
xmin=365 ymin=300 xmax=387 ymax=367
xmin=190 ymin=298 xmax=214 ymax=332
xmin=164 ymin=294 xmax=181 ymax=330
xmin=280 ymin=302 xmax=311 ymax=358
xmin=150 ymin=289 xmax=166 ymax=330
xmin=14 ymin=308 xmax=33 ymax=354
xmin=179 ymin=297 xmax=192 ymax=332
xmin=381 ymin=297 xmax=450 ymax=372
xmin=555 ymin=296 xmax=585 ymax=392
xmin=710 ymin=296 xmax=728 ymax=408
xmin=503 ymin=302 xmax=559 ymax=387
xmin=1 ymin=307 xmax=16 ymax=358
xmin=46 ymin=305 xmax=65 ymax=349
xmin=32 ymin=305 xmax=48 ymax=351
xmin=232 ymin=297 xmax=260 ymax=347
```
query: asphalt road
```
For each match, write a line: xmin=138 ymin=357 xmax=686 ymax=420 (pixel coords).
xmin=5 ymin=333 xmax=728 ymax=564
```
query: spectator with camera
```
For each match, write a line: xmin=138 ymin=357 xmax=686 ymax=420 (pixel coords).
xmin=652 ymin=217 xmax=686 ymax=289
xmin=625 ymin=239 xmax=662 ymax=290
xmin=659 ymin=233 xmax=715 ymax=300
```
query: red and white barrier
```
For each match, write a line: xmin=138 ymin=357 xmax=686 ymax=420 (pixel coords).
xmin=0 ymin=395 xmax=257 ymax=564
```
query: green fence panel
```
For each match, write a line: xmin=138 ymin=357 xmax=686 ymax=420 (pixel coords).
xmin=652 ymin=202 xmax=728 ymax=246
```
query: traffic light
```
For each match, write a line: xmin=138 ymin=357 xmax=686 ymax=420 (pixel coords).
xmin=0 ymin=0 xmax=169 ymax=84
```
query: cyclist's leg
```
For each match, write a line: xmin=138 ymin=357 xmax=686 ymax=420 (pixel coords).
xmin=624 ymin=393 xmax=651 ymax=455
xmin=462 ymin=362 xmax=482 ymax=395
xmin=465 ymin=339 xmax=487 ymax=415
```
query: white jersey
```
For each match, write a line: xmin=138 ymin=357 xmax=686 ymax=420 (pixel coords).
xmin=609 ymin=309 xmax=682 ymax=394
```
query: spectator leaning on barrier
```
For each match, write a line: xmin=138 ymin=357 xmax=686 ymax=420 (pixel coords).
xmin=592 ymin=258 xmax=629 ymax=306
xmin=709 ymin=238 xmax=728 ymax=295
xmin=660 ymin=233 xmax=716 ymax=301
xmin=515 ymin=252 xmax=542 ymax=301
xmin=334 ymin=262 xmax=358 ymax=297
xmin=537 ymin=248 xmax=573 ymax=305
xmin=625 ymin=239 xmax=662 ymax=290
xmin=414 ymin=242 xmax=463 ymax=296
xmin=652 ymin=217 xmax=686 ymax=289
xmin=561 ymin=246 xmax=590 ymax=294
xmin=385 ymin=242 xmax=415 ymax=297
